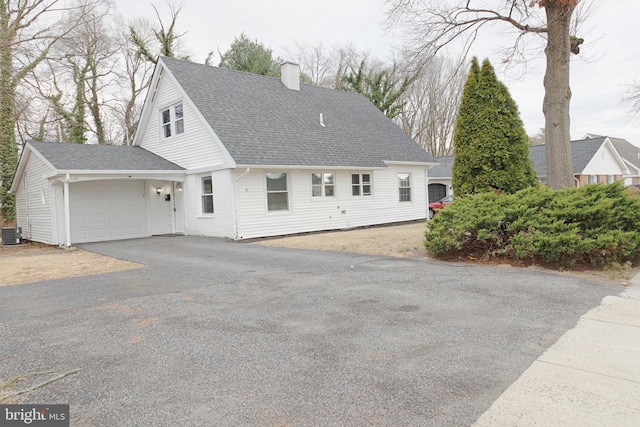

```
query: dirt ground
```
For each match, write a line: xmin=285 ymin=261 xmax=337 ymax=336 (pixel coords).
xmin=0 ymin=243 xmax=143 ymax=287
xmin=252 ymin=221 xmax=428 ymax=257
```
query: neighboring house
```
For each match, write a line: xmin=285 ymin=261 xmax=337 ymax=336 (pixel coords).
xmin=10 ymin=57 xmax=435 ymax=246
xmin=529 ymin=136 xmax=630 ymax=186
xmin=427 ymin=156 xmax=454 ymax=201
xmin=429 ymin=135 xmax=636 ymax=192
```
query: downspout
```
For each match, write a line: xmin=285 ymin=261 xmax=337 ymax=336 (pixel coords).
xmin=232 ymin=168 xmax=250 ymax=239
xmin=64 ymin=174 xmax=71 ymax=247
xmin=574 ymin=176 xmax=580 ymax=188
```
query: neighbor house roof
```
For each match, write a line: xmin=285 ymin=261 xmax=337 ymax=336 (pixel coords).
xmin=154 ymin=56 xmax=434 ymax=168
xmin=429 ymin=156 xmax=454 ymax=178
xmin=27 ymin=140 xmax=184 ymax=171
xmin=529 ymin=136 xmax=609 ymax=176
xmin=609 ymin=137 xmax=640 ymax=170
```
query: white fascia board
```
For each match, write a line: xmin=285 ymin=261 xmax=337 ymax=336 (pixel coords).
xmin=9 ymin=143 xmax=58 ymax=193
xmin=185 ymin=164 xmax=228 ymax=175
xmin=604 ymin=138 xmax=631 ymax=174
xmin=45 ymin=170 xmax=186 ymax=182
xmin=132 ymin=60 xmax=163 ymax=146
xmin=383 ymin=160 xmax=431 ymax=167
xmin=234 ymin=164 xmax=388 ymax=171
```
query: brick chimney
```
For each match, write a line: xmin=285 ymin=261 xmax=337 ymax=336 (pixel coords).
xmin=280 ymin=62 xmax=300 ymax=91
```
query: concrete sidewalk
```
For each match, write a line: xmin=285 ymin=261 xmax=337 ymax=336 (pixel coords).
xmin=474 ymin=278 xmax=640 ymax=426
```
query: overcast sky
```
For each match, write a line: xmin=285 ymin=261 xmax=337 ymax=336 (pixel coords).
xmin=114 ymin=0 xmax=640 ymax=144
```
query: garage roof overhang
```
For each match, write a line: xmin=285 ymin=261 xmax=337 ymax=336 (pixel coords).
xmin=45 ymin=170 xmax=186 ymax=184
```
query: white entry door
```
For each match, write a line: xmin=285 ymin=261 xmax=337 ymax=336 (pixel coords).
xmin=148 ymin=180 xmax=174 ymax=235
xmin=70 ymin=181 xmax=148 ymax=243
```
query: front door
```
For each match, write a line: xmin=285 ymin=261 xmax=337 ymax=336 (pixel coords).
xmin=148 ymin=180 xmax=173 ymax=235
xmin=173 ymin=181 xmax=185 ymax=234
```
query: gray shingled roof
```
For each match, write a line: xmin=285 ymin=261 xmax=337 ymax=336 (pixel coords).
xmin=431 ymin=137 xmax=610 ymax=178
xmin=529 ymin=136 xmax=608 ymax=176
xmin=430 ymin=156 xmax=454 ymax=178
xmin=28 ymin=141 xmax=184 ymax=171
xmin=610 ymin=137 xmax=640 ymax=169
xmin=159 ymin=56 xmax=434 ymax=168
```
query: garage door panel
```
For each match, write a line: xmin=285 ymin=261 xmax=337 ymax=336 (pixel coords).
xmin=70 ymin=181 xmax=150 ymax=243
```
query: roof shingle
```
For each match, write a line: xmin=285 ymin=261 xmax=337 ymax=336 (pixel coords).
xmin=28 ymin=141 xmax=184 ymax=171
xmin=159 ymin=56 xmax=434 ymax=168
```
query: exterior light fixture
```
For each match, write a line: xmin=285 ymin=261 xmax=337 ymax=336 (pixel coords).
xmin=155 ymin=187 xmax=162 ymax=195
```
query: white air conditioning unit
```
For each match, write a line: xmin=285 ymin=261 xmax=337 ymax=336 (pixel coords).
xmin=1 ymin=227 xmax=22 ymax=246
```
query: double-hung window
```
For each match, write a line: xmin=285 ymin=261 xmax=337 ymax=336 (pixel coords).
xmin=312 ymin=173 xmax=334 ymax=197
xmin=351 ymin=173 xmax=371 ymax=196
xmin=161 ymin=103 xmax=184 ymax=138
xmin=266 ymin=173 xmax=289 ymax=211
xmin=398 ymin=173 xmax=412 ymax=202
xmin=201 ymin=176 xmax=214 ymax=214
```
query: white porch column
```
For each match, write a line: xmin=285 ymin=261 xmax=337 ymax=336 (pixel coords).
xmin=64 ymin=174 xmax=71 ymax=247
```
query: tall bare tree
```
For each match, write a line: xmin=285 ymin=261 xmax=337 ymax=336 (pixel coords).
xmin=0 ymin=0 xmax=101 ymax=221
xmin=397 ymin=55 xmax=467 ymax=156
xmin=129 ymin=1 xmax=188 ymax=64
xmin=113 ymin=17 xmax=155 ymax=145
xmin=386 ymin=0 xmax=587 ymax=189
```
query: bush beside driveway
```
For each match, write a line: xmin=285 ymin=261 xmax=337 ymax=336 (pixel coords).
xmin=0 ymin=236 xmax=623 ymax=426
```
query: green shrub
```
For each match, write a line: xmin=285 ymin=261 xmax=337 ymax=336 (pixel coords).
xmin=425 ymin=182 xmax=640 ymax=268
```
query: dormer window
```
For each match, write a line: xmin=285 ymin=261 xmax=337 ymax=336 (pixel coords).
xmin=161 ymin=103 xmax=184 ymax=138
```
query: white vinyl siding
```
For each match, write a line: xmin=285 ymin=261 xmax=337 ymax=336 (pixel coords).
xmin=14 ymin=154 xmax=55 ymax=244
xmin=139 ymin=71 xmax=225 ymax=169
xmin=234 ymin=166 xmax=427 ymax=239
xmin=184 ymin=170 xmax=235 ymax=238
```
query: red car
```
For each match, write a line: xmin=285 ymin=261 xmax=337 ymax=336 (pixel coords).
xmin=429 ymin=195 xmax=454 ymax=219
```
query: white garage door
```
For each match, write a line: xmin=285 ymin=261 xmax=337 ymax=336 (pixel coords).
xmin=70 ymin=181 xmax=149 ymax=243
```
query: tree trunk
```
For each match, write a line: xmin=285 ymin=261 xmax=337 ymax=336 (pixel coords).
xmin=543 ymin=1 xmax=576 ymax=189
xmin=0 ymin=15 xmax=17 ymax=222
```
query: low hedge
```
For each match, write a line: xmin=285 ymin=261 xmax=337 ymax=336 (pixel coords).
xmin=424 ymin=182 xmax=640 ymax=267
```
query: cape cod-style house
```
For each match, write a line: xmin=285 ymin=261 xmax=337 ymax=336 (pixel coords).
xmin=10 ymin=57 xmax=436 ymax=246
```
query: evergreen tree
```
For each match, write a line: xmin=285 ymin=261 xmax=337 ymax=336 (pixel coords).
xmin=452 ymin=58 xmax=537 ymax=196
xmin=341 ymin=60 xmax=413 ymax=119
xmin=218 ymin=33 xmax=281 ymax=77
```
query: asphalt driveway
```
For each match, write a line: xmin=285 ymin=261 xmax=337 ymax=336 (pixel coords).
xmin=0 ymin=236 xmax=622 ymax=426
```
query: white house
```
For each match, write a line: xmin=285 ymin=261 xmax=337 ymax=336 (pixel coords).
xmin=429 ymin=135 xmax=636 ymax=193
xmin=10 ymin=57 xmax=436 ymax=246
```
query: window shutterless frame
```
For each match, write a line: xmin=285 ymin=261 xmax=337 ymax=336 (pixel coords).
xmin=266 ymin=172 xmax=289 ymax=211
xmin=161 ymin=103 xmax=184 ymax=139
xmin=201 ymin=176 xmax=214 ymax=214
xmin=312 ymin=172 xmax=335 ymax=197
xmin=351 ymin=173 xmax=372 ymax=196
xmin=398 ymin=172 xmax=411 ymax=202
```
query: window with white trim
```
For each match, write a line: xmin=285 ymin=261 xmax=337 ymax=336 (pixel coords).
xmin=588 ymin=175 xmax=597 ymax=184
xmin=312 ymin=173 xmax=334 ymax=197
xmin=398 ymin=173 xmax=412 ymax=202
xmin=266 ymin=173 xmax=289 ymax=211
xmin=201 ymin=176 xmax=214 ymax=214
xmin=161 ymin=103 xmax=184 ymax=138
xmin=607 ymin=175 xmax=615 ymax=184
xmin=351 ymin=173 xmax=372 ymax=196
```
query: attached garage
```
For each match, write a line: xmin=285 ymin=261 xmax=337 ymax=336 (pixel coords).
xmin=69 ymin=181 xmax=148 ymax=243
xmin=11 ymin=141 xmax=185 ymax=246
